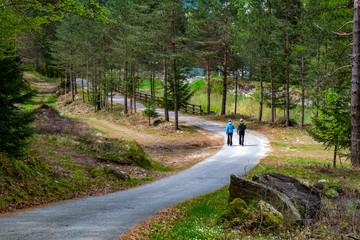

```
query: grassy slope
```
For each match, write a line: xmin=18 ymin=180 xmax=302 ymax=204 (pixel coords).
xmin=0 ymin=74 xmax=171 ymax=214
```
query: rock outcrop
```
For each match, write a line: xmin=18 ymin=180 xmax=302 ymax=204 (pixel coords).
xmin=252 ymin=172 xmax=321 ymax=220
xmin=229 ymin=174 xmax=313 ymax=227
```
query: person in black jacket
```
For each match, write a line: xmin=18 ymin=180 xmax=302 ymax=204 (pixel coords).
xmin=237 ymin=119 xmax=247 ymax=146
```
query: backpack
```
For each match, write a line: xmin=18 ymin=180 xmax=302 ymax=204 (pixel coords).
xmin=238 ymin=123 xmax=245 ymax=132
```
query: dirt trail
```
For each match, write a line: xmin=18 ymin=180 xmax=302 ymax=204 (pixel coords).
xmin=83 ymin=117 xmax=223 ymax=169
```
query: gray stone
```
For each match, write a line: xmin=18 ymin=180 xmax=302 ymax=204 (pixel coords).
xmin=257 ymin=200 xmax=284 ymax=230
xmin=253 ymin=172 xmax=321 ymax=220
xmin=229 ymin=174 xmax=302 ymax=227
xmin=107 ymin=168 xmax=130 ymax=180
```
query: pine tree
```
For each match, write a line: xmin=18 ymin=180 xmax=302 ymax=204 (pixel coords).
xmin=0 ymin=54 xmax=34 ymax=156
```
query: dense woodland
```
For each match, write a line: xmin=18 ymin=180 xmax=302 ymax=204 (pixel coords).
xmin=0 ymin=0 xmax=360 ymax=166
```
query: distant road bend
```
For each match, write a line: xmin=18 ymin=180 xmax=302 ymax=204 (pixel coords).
xmin=0 ymin=80 xmax=271 ymax=240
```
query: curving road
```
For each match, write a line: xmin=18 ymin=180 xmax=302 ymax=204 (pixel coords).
xmin=0 ymin=81 xmax=270 ymax=240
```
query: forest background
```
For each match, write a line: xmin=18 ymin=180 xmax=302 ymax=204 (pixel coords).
xmin=1 ymin=0 xmax=360 ymax=239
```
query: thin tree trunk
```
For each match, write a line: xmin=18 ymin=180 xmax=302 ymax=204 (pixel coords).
xmin=124 ymin=61 xmax=128 ymax=114
xmin=132 ymin=56 xmax=136 ymax=113
xmin=270 ymin=65 xmax=275 ymax=123
xmin=81 ymin=67 xmax=85 ymax=103
xmin=70 ymin=64 xmax=74 ymax=102
xmin=301 ymin=44 xmax=305 ymax=129
xmin=151 ymin=72 xmax=154 ymax=100
xmin=64 ymin=64 xmax=67 ymax=103
xmin=162 ymin=9 xmax=169 ymax=122
xmin=110 ymin=67 xmax=113 ymax=111
xmin=92 ymin=60 xmax=96 ymax=112
xmin=206 ymin=60 xmax=211 ymax=114
xmin=74 ymin=74 xmax=77 ymax=95
xmin=163 ymin=57 xmax=169 ymax=121
xmin=259 ymin=67 xmax=263 ymax=121
xmin=333 ymin=145 xmax=337 ymax=168
xmin=97 ymin=65 xmax=101 ymax=111
xmin=87 ymin=60 xmax=90 ymax=102
xmin=172 ymin=6 xmax=179 ymax=130
xmin=221 ymin=44 xmax=228 ymax=115
xmin=235 ymin=71 xmax=238 ymax=114
xmin=300 ymin=13 xmax=305 ymax=129
xmin=351 ymin=0 xmax=360 ymax=166
xmin=285 ymin=20 xmax=290 ymax=127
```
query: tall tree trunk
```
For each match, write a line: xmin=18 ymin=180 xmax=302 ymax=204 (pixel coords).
xmin=97 ymin=65 xmax=101 ymax=111
xmin=74 ymin=74 xmax=77 ymax=95
xmin=333 ymin=145 xmax=337 ymax=168
xmin=172 ymin=6 xmax=179 ymax=130
xmin=130 ymin=57 xmax=136 ymax=114
xmin=87 ymin=60 xmax=90 ymax=102
xmin=221 ymin=44 xmax=228 ymax=115
xmin=110 ymin=67 xmax=113 ymax=111
xmin=81 ymin=67 xmax=85 ymax=103
xmin=124 ymin=61 xmax=128 ymax=114
xmin=92 ymin=60 xmax=96 ymax=112
xmin=259 ymin=67 xmax=263 ymax=121
xmin=151 ymin=72 xmax=155 ymax=100
xmin=206 ymin=60 xmax=211 ymax=114
xmin=163 ymin=57 xmax=169 ymax=121
xmin=64 ymin=64 xmax=67 ymax=103
xmin=152 ymin=71 xmax=155 ymax=100
xmin=351 ymin=0 xmax=360 ymax=166
xmin=70 ymin=64 xmax=74 ymax=102
xmin=235 ymin=70 xmax=238 ymax=114
xmin=301 ymin=46 xmax=305 ymax=129
xmin=285 ymin=21 xmax=290 ymax=127
xmin=270 ymin=65 xmax=275 ymax=123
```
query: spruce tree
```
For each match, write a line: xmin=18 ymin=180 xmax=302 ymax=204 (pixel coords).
xmin=0 ymin=54 xmax=34 ymax=156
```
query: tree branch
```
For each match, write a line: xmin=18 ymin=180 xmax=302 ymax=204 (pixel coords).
xmin=336 ymin=1 xmax=352 ymax=9
xmin=333 ymin=32 xmax=353 ymax=36
xmin=328 ymin=65 xmax=352 ymax=77
xmin=339 ymin=21 xmax=353 ymax=30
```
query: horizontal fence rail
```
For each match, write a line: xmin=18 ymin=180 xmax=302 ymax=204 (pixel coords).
xmin=117 ymin=87 xmax=203 ymax=115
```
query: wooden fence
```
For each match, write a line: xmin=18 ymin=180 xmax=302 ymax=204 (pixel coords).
xmin=118 ymin=88 xmax=203 ymax=115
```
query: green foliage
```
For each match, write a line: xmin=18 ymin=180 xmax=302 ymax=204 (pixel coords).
xmin=0 ymin=54 xmax=35 ymax=156
xmin=309 ymin=90 xmax=351 ymax=153
xmin=161 ymin=68 xmax=195 ymax=111
xmin=142 ymin=100 xmax=159 ymax=126
xmin=189 ymin=79 xmax=206 ymax=92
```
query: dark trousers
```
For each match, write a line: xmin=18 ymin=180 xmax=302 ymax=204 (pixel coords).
xmin=239 ymin=131 xmax=245 ymax=146
xmin=227 ymin=133 xmax=233 ymax=146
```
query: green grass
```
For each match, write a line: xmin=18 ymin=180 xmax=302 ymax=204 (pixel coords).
xmin=139 ymin=79 xmax=163 ymax=90
xmin=25 ymin=71 xmax=60 ymax=84
xmin=139 ymin=127 xmax=359 ymax=239
xmin=137 ymin=75 xmax=313 ymax=124
xmin=145 ymin=187 xmax=231 ymax=239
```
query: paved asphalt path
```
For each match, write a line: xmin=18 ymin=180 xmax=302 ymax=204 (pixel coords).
xmin=0 ymin=80 xmax=270 ymax=240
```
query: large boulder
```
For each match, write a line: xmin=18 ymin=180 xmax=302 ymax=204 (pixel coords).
xmin=252 ymin=172 xmax=321 ymax=220
xmin=229 ymin=174 xmax=302 ymax=227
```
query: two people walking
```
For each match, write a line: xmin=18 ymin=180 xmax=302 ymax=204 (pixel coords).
xmin=226 ymin=119 xmax=247 ymax=146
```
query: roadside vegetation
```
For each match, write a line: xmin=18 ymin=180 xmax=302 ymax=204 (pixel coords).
xmin=122 ymin=122 xmax=360 ymax=239
xmin=0 ymin=74 xmax=172 ymax=214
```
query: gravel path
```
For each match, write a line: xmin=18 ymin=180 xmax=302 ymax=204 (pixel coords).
xmin=0 ymin=81 xmax=270 ymax=240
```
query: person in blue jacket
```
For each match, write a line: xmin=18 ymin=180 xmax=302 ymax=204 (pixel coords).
xmin=225 ymin=119 xmax=235 ymax=146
